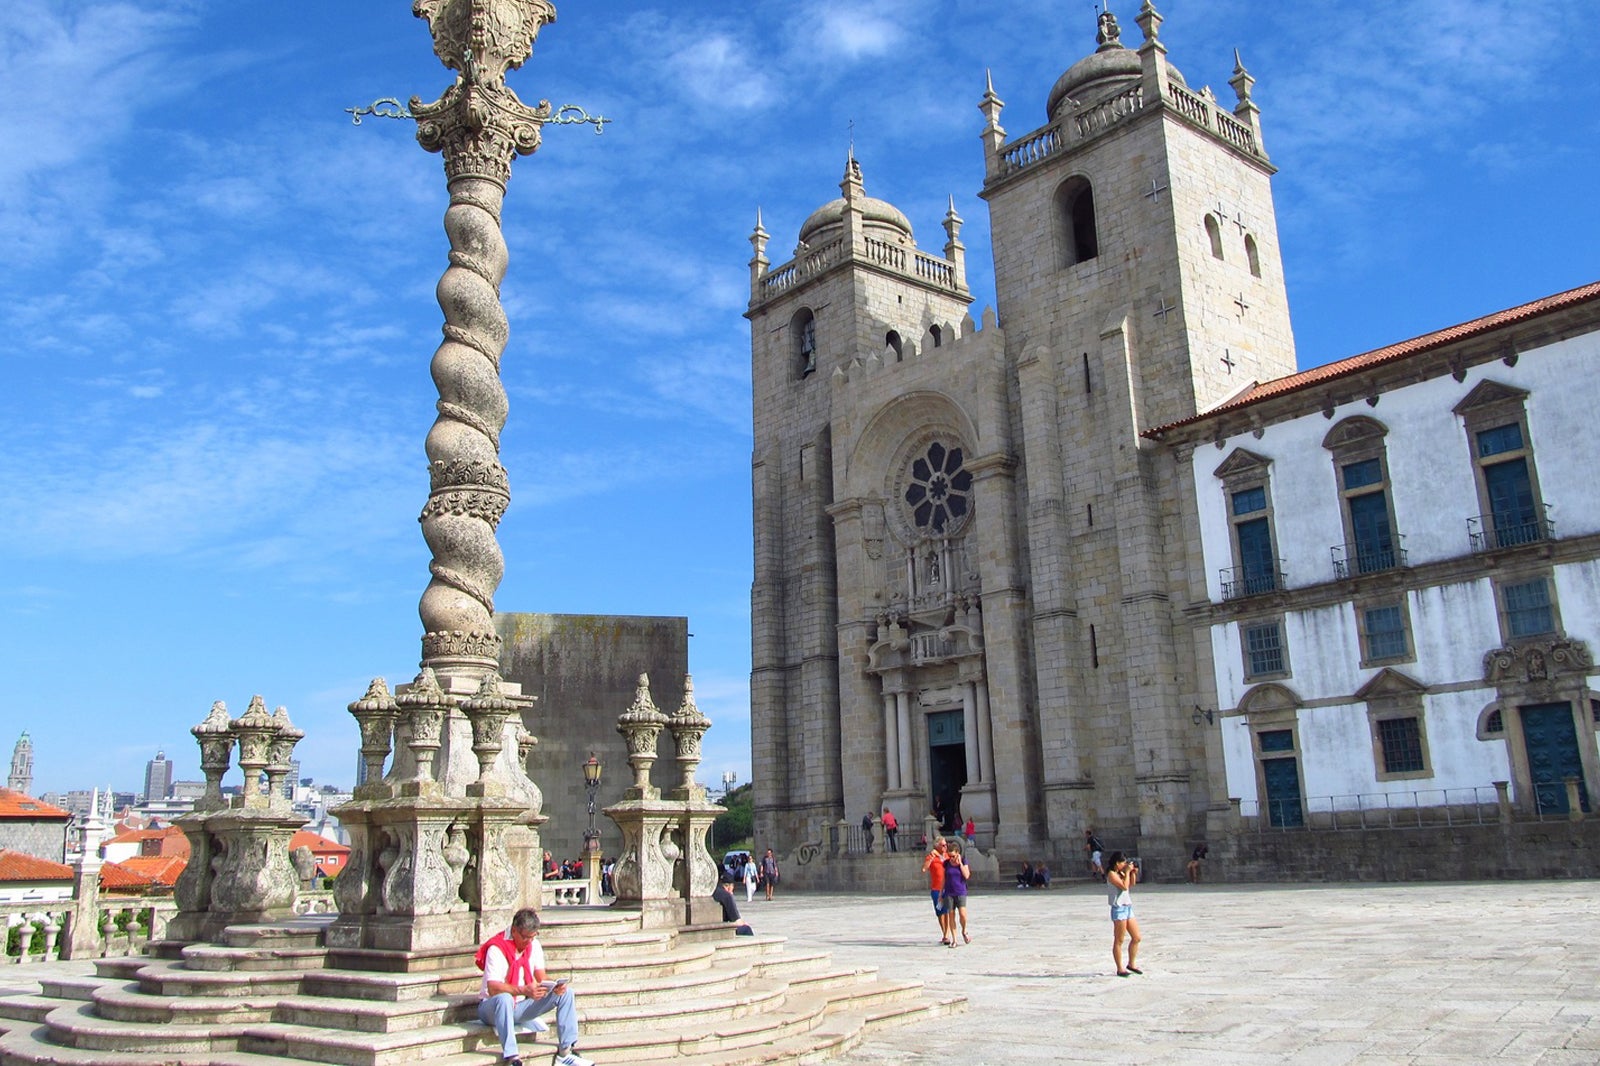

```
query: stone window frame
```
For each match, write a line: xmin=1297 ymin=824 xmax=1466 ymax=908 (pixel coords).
xmin=1354 ymin=595 xmax=1414 ymax=668
xmin=1476 ymin=703 xmax=1505 ymax=741
xmin=1237 ymin=683 xmax=1306 ymax=822
xmin=1453 ymin=380 xmax=1546 ymax=542
xmin=1214 ymin=448 xmax=1281 ymax=596
xmin=792 ymin=306 xmax=818 ymax=380
xmin=1493 ymin=570 xmax=1562 ymax=644
xmin=1053 ymin=175 xmax=1098 ymax=268
xmin=1244 ymin=233 xmax=1262 ymax=278
xmin=1240 ymin=613 xmax=1291 ymax=682
xmin=1322 ymin=416 xmax=1402 ymax=578
xmin=1356 ymin=668 xmax=1432 ymax=782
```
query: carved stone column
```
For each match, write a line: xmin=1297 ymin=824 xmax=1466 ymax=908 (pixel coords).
xmin=667 ymin=675 xmax=721 ymax=923
xmin=605 ymin=674 xmax=684 ymax=928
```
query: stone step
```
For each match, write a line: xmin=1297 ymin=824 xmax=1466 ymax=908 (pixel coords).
xmin=132 ymin=959 xmax=305 ymax=998
xmin=181 ymin=942 xmax=331 ymax=973
xmin=41 ymin=1000 xmax=251 ymax=1054
xmin=0 ymin=994 xmax=56 ymax=1027
xmin=0 ymin=1023 xmax=302 ymax=1066
xmin=219 ymin=919 xmax=334 ymax=951
xmin=300 ymin=967 xmax=465 ymax=1004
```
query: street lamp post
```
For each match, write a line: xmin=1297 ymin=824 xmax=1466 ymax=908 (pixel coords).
xmin=582 ymin=753 xmax=603 ymax=854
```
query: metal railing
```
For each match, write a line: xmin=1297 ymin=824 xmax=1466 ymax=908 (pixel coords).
xmin=1220 ymin=562 xmax=1286 ymax=600
xmin=1467 ymin=506 xmax=1554 ymax=552
xmin=1331 ymin=537 xmax=1408 ymax=579
xmin=1237 ymin=784 xmax=1590 ymax=832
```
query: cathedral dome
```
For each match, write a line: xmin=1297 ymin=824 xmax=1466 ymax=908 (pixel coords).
xmin=797 ymin=195 xmax=914 ymax=247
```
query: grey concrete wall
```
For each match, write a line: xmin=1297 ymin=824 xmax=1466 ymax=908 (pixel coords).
xmin=494 ymin=612 xmax=688 ymax=866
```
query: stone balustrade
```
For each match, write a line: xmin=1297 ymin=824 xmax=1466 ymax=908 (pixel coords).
xmin=2 ymin=899 xmax=175 ymax=964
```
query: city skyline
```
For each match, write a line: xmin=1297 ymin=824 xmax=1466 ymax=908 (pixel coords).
xmin=6 ymin=1 xmax=1598 ymax=797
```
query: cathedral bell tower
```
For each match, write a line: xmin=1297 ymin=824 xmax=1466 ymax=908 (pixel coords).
xmin=746 ymin=153 xmax=978 ymax=849
xmin=975 ymin=3 xmax=1296 ymax=853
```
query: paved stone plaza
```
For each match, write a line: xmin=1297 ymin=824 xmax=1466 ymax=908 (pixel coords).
xmin=764 ymin=878 xmax=1600 ymax=1064
xmin=4 ymin=879 xmax=1598 ymax=1064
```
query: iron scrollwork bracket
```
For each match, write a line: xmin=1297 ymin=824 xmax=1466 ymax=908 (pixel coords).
xmin=346 ymin=97 xmax=610 ymax=133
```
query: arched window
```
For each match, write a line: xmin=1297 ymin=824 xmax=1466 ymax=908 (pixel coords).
xmin=885 ymin=330 xmax=903 ymax=360
xmin=792 ymin=308 xmax=817 ymax=378
xmin=1245 ymin=234 xmax=1261 ymax=277
xmin=929 ymin=325 xmax=943 ymax=348
xmin=1205 ymin=214 xmax=1225 ymax=260
xmin=1054 ymin=176 xmax=1098 ymax=267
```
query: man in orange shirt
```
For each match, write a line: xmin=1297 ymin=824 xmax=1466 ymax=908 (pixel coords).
xmin=921 ymin=837 xmax=951 ymax=945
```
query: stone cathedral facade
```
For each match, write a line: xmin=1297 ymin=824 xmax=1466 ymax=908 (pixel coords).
xmin=747 ymin=5 xmax=1600 ymax=872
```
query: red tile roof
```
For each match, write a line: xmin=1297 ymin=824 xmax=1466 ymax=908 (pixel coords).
xmin=1147 ymin=279 xmax=1600 ymax=436
xmin=117 ymin=855 xmax=186 ymax=887
xmin=290 ymin=831 xmax=350 ymax=857
xmin=99 ymin=861 xmax=158 ymax=892
xmin=0 ymin=789 xmax=71 ymax=820
xmin=107 ymin=826 xmax=191 ymax=858
xmin=0 ymin=849 xmax=72 ymax=882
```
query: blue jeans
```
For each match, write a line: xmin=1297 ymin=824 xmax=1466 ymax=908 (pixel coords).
xmin=478 ymin=988 xmax=578 ymax=1057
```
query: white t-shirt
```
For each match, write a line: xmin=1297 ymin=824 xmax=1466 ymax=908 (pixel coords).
xmin=480 ymin=935 xmax=546 ymax=1000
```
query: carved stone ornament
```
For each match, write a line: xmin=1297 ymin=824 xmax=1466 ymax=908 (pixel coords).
xmin=617 ymin=673 xmax=669 ymax=795
xmin=461 ymin=671 xmax=516 ymax=785
xmin=1484 ymin=638 xmax=1592 ymax=685
xmin=667 ymin=673 xmax=712 ymax=793
xmin=191 ymin=701 xmax=235 ymax=812
xmin=422 ymin=628 xmax=505 ymax=662
xmin=397 ymin=667 xmax=452 ymax=786
xmin=230 ymin=696 xmax=278 ymax=805
xmin=412 ymin=0 xmax=556 ymax=89
xmin=265 ymin=705 xmax=304 ymax=801
xmin=349 ymin=678 xmax=399 ymax=793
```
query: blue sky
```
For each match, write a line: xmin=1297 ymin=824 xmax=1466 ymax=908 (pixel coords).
xmin=6 ymin=1 xmax=1598 ymax=798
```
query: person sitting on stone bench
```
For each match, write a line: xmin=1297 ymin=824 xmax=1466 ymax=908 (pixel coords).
xmin=476 ymin=907 xmax=595 ymax=1066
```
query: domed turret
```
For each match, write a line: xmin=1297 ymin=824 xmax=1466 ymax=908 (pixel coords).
xmin=1045 ymin=7 xmax=1183 ymax=120
xmin=795 ymin=149 xmax=913 ymax=248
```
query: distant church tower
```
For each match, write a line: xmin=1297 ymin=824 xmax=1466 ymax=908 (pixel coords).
xmin=8 ymin=732 xmax=32 ymax=794
xmin=747 ymin=3 xmax=1299 ymax=860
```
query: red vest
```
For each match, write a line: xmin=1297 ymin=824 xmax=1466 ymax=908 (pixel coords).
xmin=475 ymin=931 xmax=533 ymax=987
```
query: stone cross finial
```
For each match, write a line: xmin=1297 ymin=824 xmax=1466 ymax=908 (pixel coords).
xmin=1136 ymin=0 xmax=1162 ymax=44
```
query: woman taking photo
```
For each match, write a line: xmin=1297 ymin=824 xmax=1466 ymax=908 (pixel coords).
xmin=1105 ymin=850 xmax=1142 ymax=977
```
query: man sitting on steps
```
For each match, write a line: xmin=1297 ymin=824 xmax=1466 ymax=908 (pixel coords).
xmin=477 ymin=907 xmax=594 ymax=1066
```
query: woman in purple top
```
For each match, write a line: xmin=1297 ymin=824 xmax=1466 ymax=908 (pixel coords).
xmin=941 ymin=841 xmax=972 ymax=946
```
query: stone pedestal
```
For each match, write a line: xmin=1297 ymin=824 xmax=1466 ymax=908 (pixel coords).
xmin=605 ymin=799 xmax=687 ymax=929
xmin=168 ymin=808 xmax=304 ymax=942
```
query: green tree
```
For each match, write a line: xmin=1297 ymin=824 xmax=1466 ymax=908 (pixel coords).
xmin=711 ymin=782 xmax=753 ymax=851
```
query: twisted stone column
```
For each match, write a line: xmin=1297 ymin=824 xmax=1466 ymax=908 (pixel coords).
xmin=410 ymin=0 xmax=556 ymax=682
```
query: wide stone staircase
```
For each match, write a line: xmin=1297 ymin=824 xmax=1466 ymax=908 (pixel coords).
xmin=0 ymin=908 xmax=963 ymax=1066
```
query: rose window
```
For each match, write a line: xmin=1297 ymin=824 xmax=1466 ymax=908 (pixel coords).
xmin=903 ymin=441 xmax=972 ymax=534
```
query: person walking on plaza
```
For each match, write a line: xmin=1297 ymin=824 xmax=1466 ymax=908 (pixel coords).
xmin=475 ymin=907 xmax=593 ymax=1066
xmin=760 ymin=847 xmax=779 ymax=901
xmin=942 ymin=841 xmax=972 ymax=946
xmin=741 ymin=853 xmax=759 ymax=903
xmin=1084 ymin=828 xmax=1105 ymax=880
xmin=1105 ymin=850 xmax=1142 ymax=977
xmin=1187 ymin=842 xmax=1209 ymax=883
xmin=921 ymin=837 xmax=950 ymax=944
xmin=882 ymin=807 xmax=899 ymax=852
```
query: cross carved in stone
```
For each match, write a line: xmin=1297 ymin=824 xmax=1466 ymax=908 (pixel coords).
xmin=1144 ymin=178 xmax=1169 ymax=202
xmin=1220 ymin=349 xmax=1237 ymax=373
xmin=1233 ymin=212 xmax=1249 ymax=235
xmin=1153 ymin=296 xmax=1177 ymax=322
xmin=1233 ymin=292 xmax=1250 ymax=318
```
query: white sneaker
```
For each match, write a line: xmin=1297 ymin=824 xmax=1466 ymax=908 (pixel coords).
xmin=553 ymin=1050 xmax=594 ymax=1066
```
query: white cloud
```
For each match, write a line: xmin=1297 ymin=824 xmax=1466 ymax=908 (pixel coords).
xmin=663 ymin=31 xmax=774 ymax=109
xmin=812 ymin=4 xmax=903 ymax=60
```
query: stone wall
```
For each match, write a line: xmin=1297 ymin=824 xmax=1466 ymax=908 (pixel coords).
xmin=775 ymin=845 xmax=1002 ymax=895
xmin=494 ymin=612 xmax=688 ymax=864
xmin=1214 ymin=820 xmax=1600 ymax=882
xmin=0 ymin=819 xmax=68 ymax=863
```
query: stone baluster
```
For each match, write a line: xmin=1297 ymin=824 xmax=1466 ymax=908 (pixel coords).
xmin=41 ymin=913 xmax=60 ymax=961
xmin=349 ymin=679 xmax=399 ymax=800
xmin=461 ymin=672 xmax=514 ymax=797
xmin=192 ymin=701 xmax=235 ymax=812
xmin=230 ymin=696 xmax=277 ymax=808
xmin=16 ymin=918 xmax=34 ymax=963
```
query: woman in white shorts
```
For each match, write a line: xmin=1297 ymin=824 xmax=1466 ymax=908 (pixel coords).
xmin=1105 ymin=850 xmax=1142 ymax=977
